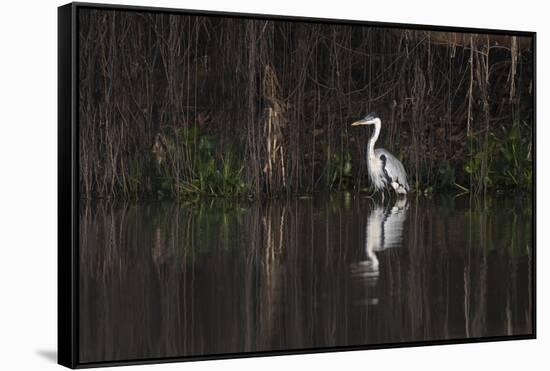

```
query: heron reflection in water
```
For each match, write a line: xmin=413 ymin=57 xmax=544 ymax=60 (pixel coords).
xmin=351 ymin=197 xmax=409 ymax=305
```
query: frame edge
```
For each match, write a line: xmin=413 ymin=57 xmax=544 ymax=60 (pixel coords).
xmin=58 ymin=2 xmax=78 ymax=369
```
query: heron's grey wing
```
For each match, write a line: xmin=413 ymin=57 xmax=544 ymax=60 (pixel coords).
xmin=374 ymin=148 xmax=409 ymax=191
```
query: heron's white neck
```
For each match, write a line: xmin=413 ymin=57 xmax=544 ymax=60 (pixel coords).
xmin=368 ymin=120 xmax=381 ymax=159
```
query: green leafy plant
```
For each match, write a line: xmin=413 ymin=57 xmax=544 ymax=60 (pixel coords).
xmin=155 ymin=126 xmax=250 ymax=200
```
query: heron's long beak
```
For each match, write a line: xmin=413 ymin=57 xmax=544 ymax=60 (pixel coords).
xmin=351 ymin=119 xmax=368 ymax=126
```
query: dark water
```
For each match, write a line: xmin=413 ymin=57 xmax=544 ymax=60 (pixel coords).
xmin=79 ymin=194 xmax=533 ymax=363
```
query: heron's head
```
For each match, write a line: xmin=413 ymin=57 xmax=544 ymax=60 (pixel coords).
xmin=351 ymin=112 xmax=380 ymax=126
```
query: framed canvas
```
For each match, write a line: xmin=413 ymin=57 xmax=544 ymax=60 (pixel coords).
xmin=58 ymin=2 xmax=536 ymax=368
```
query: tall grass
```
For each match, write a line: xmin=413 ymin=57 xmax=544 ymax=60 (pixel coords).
xmin=78 ymin=9 xmax=533 ymax=200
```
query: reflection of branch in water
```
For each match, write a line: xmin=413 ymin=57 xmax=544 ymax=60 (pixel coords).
xmin=351 ymin=198 xmax=409 ymax=305
xmin=258 ymin=204 xmax=286 ymax=349
xmin=78 ymin=196 xmax=533 ymax=361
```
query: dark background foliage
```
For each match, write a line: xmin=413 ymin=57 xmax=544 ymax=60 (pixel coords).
xmin=78 ymin=8 xmax=533 ymax=200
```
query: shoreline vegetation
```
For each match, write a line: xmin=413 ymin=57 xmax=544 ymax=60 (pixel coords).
xmin=79 ymin=9 xmax=533 ymax=201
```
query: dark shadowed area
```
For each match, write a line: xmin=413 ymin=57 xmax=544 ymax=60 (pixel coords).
xmin=79 ymin=194 xmax=532 ymax=363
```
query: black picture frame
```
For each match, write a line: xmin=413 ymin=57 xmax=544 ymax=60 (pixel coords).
xmin=58 ymin=2 xmax=536 ymax=368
